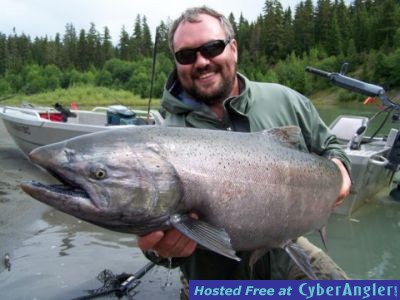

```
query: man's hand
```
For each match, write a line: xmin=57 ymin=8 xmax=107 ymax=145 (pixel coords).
xmin=137 ymin=213 xmax=198 ymax=258
xmin=331 ymin=158 xmax=352 ymax=207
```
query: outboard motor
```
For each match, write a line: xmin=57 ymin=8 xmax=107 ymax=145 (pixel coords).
xmin=107 ymin=105 xmax=136 ymax=125
xmin=106 ymin=105 xmax=146 ymax=125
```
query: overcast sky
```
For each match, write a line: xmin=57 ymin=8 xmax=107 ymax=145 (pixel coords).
xmin=1 ymin=0 xmax=352 ymax=45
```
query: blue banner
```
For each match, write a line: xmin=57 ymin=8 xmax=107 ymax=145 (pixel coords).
xmin=190 ymin=280 xmax=399 ymax=299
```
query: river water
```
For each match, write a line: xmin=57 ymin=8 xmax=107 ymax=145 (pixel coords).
xmin=0 ymin=103 xmax=399 ymax=300
xmin=0 ymin=121 xmax=181 ymax=299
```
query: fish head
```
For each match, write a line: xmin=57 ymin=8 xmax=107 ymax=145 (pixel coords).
xmin=20 ymin=130 xmax=183 ymax=234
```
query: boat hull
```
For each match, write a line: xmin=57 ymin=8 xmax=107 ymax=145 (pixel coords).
xmin=1 ymin=117 xmax=109 ymax=156
xmin=0 ymin=106 xmax=158 ymax=157
xmin=334 ymin=140 xmax=393 ymax=216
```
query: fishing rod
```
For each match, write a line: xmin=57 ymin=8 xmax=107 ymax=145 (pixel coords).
xmin=146 ymin=26 xmax=159 ymax=125
xmin=71 ymin=261 xmax=156 ymax=300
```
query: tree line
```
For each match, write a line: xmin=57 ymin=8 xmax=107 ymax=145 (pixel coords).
xmin=1 ymin=0 xmax=400 ymax=101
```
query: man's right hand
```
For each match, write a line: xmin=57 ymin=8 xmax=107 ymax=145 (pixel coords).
xmin=137 ymin=214 xmax=198 ymax=258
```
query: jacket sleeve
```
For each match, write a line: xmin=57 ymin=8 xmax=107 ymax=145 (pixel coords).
xmin=292 ymin=91 xmax=352 ymax=175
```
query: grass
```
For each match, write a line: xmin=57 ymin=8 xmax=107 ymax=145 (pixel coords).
xmin=3 ymin=84 xmax=396 ymax=110
xmin=308 ymin=88 xmax=341 ymax=106
xmin=0 ymin=85 xmax=161 ymax=110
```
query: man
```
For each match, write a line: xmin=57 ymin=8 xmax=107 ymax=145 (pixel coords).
xmin=138 ymin=5 xmax=352 ymax=295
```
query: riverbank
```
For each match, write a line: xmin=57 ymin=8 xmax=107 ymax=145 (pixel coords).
xmin=0 ymin=85 xmax=160 ymax=109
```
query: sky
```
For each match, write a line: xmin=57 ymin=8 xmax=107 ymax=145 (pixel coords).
xmin=1 ymin=0 xmax=352 ymax=45
xmin=0 ymin=0 xmax=301 ymax=44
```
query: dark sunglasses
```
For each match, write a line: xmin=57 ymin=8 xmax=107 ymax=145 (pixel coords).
xmin=174 ymin=39 xmax=231 ymax=65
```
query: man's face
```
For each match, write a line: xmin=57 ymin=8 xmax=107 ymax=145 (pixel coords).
xmin=172 ymin=14 xmax=238 ymax=105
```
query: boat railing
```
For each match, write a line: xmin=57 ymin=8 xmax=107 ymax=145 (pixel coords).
xmin=1 ymin=105 xmax=165 ymax=126
xmin=1 ymin=106 xmax=46 ymax=120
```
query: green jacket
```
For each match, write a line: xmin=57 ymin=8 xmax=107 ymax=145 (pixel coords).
xmin=162 ymin=71 xmax=350 ymax=167
xmin=146 ymin=71 xmax=351 ymax=280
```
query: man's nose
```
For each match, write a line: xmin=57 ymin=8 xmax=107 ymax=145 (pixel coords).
xmin=193 ymin=51 xmax=210 ymax=67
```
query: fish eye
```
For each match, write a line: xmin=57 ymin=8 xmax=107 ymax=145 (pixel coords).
xmin=92 ymin=167 xmax=107 ymax=180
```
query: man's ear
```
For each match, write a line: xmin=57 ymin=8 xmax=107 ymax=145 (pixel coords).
xmin=230 ymin=39 xmax=238 ymax=63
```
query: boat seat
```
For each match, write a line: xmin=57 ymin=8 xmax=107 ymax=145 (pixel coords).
xmin=329 ymin=115 xmax=369 ymax=143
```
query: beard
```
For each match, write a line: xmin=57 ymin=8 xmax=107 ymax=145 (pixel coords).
xmin=185 ymin=64 xmax=236 ymax=105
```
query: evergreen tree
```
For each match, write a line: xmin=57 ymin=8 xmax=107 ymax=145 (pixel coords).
xmin=119 ymin=26 xmax=130 ymax=60
xmin=236 ymin=13 xmax=251 ymax=58
xmin=86 ymin=23 xmax=101 ymax=66
xmin=374 ymin=0 xmax=399 ymax=50
xmin=130 ymin=14 xmax=142 ymax=60
xmin=0 ymin=33 xmax=7 ymax=75
xmin=228 ymin=13 xmax=238 ymax=37
xmin=17 ymin=33 xmax=32 ymax=66
xmin=325 ymin=8 xmax=342 ymax=56
xmin=248 ymin=19 xmax=262 ymax=62
xmin=62 ymin=23 xmax=78 ymax=69
xmin=55 ymin=33 xmax=64 ymax=67
xmin=156 ymin=20 xmax=171 ymax=55
xmin=350 ymin=0 xmax=371 ymax=52
xmin=293 ymin=0 xmax=314 ymax=55
xmin=102 ymin=26 xmax=114 ymax=62
xmin=141 ymin=16 xmax=153 ymax=57
xmin=6 ymin=30 xmax=23 ymax=73
xmin=282 ymin=7 xmax=294 ymax=58
xmin=76 ymin=29 xmax=88 ymax=70
xmin=346 ymin=38 xmax=359 ymax=64
xmin=335 ymin=0 xmax=351 ymax=54
xmin=261 ymin=0 xmax=285 ymax=61
xmin=314 ymin=0 xmax=332 ymax=52
xmin=31 ymin=37 xmax=48 ymax=66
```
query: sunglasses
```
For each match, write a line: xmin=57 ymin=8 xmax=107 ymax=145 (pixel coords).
xmin=174 ymin=39 xmax=231 ymax=65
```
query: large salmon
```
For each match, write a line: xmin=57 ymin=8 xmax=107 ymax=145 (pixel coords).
xmin=21 ymin=126 xmax=342 ymax=279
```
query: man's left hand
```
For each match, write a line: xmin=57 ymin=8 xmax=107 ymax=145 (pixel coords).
xmin=331 ymin=158 xmax=352 ymax=207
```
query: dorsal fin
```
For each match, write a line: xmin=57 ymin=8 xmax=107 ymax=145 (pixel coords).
xmin=261 ymin=126 xmax=302 ymax=149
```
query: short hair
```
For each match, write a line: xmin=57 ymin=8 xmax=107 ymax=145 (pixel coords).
xmin=168 ymin=6 xmax=235 ymax=53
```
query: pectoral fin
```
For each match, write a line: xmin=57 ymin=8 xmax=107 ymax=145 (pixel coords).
xmin=284 ymin=241 xmax=318 ymax=280
xmin=170 ymin=214 xmax=240 ymax=261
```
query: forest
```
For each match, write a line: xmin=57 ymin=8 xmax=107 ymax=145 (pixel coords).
xmin=0 ymin=0 xmax=400 ymax=102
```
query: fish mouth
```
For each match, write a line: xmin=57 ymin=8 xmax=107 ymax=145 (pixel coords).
xmin=20 ymin=180 xmax=171 ymax=235
xmin=21 ymin=142 xmax=93 ymax=206
xmin=23 ymin=181 xmax=89 ymax=199
xmin=20 ymin=179 xmax=97 ymax=214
